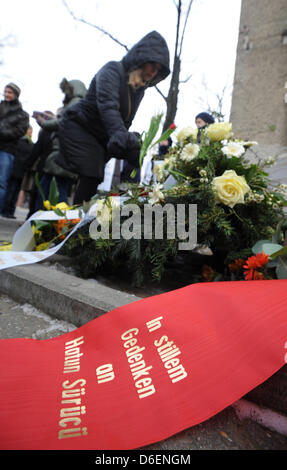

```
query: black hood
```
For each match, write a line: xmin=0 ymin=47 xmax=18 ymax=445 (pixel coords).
xmin=122 ymin=31 xmax=170 ymax=86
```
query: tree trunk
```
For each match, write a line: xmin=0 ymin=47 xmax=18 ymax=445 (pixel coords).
xmin=162 ymin=56 xmax=181 ymax=132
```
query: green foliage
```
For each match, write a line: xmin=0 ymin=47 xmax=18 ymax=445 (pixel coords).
xmin=34 ymin=172 xmax=45 ymax=203
xmin=131 ymin=113 xmax=176 ymax=178
xmin=48 ymin=177 xmax=59 ymax=206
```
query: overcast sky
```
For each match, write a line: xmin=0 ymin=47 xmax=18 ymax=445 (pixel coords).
xmin=1 ymin=0 xmax=242 ymax=140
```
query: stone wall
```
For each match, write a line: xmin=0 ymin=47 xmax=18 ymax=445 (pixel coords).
xmin=230 ymin=0 xmax=287 ymax=146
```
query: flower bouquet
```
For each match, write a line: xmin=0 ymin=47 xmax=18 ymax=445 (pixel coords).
xmin=27 ymin=119 xmax=287 ymax=288
xmin=150 ymin=121 xmax=287 ymax=282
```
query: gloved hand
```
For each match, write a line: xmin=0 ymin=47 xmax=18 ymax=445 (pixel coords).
xmin=107 ymin=131 xmax=141 ymax=167
xmin=125 ymin=132 xmax=141 ymax=167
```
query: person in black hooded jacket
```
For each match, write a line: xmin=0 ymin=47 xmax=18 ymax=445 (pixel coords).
xmin=56 ymin=30 xmax=170 ymax=204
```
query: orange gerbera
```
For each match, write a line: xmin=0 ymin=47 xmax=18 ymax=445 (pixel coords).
xmin=243 ymin=251 xmax=269 ymax=281
xmin=244 ymin=269 xmax=266 ymax=281
xmin=54 ymin=218 xmax=81 ymax=239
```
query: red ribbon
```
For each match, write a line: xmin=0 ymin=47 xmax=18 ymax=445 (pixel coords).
xmin=0 ymin=280 xmax=286 ymax=449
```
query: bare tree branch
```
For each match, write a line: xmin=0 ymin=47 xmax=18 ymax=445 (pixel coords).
xmin=179 ymin=0 xmax=194 ymax=57
xmin=196 ymin=75 xmax=231 ymax=120
xmin=155 ymin=85 xmax=167 ymax=102
xmin=174 ymin=0 xmax=182 ymax=58
xmin=179 ymin=73 xmax=192 ymax=84
xmin=62 ymin=0 xmax=129 ymax=52
xmin=62 ymin=0 xmax=170 ymax=103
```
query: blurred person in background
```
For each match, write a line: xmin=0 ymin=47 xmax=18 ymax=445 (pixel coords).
xmin=195 ymin=111 xmax=215 ymax=143
xmin=0 ymin=82 xmax=29 ymax=215
xmin=1 ymin=125 xmax=34 ymax=218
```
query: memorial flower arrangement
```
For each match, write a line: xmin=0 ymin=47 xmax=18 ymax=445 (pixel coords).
xmin=31 ymin=175 xmax=80 ymax=250
xmin=150 ymin=121 xmax=287 ymax=283
xmin=28 ymin=118 xmax=287 ymax=287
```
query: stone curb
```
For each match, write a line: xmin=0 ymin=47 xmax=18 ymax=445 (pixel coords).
xmin=0 ymin=261 xmax=140 ymax=327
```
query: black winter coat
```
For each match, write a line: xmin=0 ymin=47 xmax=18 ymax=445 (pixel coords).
xmin=26 ymin=129 xmax=53 ymax=176
xmin=0 ymin=99 xmax=29 ymax=155
xmin=11 ymin=135 xmax=34 ymax=179
xmin=56 ymin=31 xmax=170 ymax=180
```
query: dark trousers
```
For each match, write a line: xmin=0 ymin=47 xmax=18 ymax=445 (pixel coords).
xmin=34 ymin=174 xmax=73 ymax=212
xmin=2 ymin=177 xmax=22 ymax=217
xmin=73 ymin=176 xmax=102 ymax=205
xmin=0 ymin=151 xmax=14 ymax=214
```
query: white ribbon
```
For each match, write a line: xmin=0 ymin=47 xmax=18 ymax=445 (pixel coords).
xmin=0 ymin=197 xmax=128 ymax=271
xmin=0 ymin=209 xmax=89 ymax=271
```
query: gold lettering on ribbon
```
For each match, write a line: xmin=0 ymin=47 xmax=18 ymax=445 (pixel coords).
xmin=146 ymin=316 xmax=163 ymax=332
xmin=121 ymin=328 xmax=156 ymax=399
xmin=96 ymin=364 xmax=115 ymax=383
xmin=147 ymin=316 xmax=188 ymax=384
xmin=63 ymin=336 xmax=84 ymax=374
xmin=154 ymin=335 xmax=188 ymax=383
xmin=57 ymin=380 xmax=88 ymax=440
xmin=57 ymin=339 xmax=88 ymax=441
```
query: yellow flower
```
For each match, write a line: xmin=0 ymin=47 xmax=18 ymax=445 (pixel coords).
xmin=43 ymin=200 xmax=51 ymax=210
xmin=35 ymin=242 xmax=50 ymax=251
xmin=31 ymin=225 xmax=41 ymax=235
xmin=43 ymin=200 xmax=70 ymax=211
xmin=0 ymin=242 xmax=12 ymax=251
xmin=177 ymin=127 xmax=198 ymax=142
xmin=212 ymin=170 xmax=250 ymax=208
xmin=54 ymin=202 xmax=70 ymax=211
xmin=206 ymin=122 xmax=232 ymax=142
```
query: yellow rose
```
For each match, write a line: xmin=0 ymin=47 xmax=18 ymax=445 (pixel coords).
xmin=206 ymin=122 xmax=232 ymax=142
xmin=212 ymin=170 xmax=250 ymax=208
